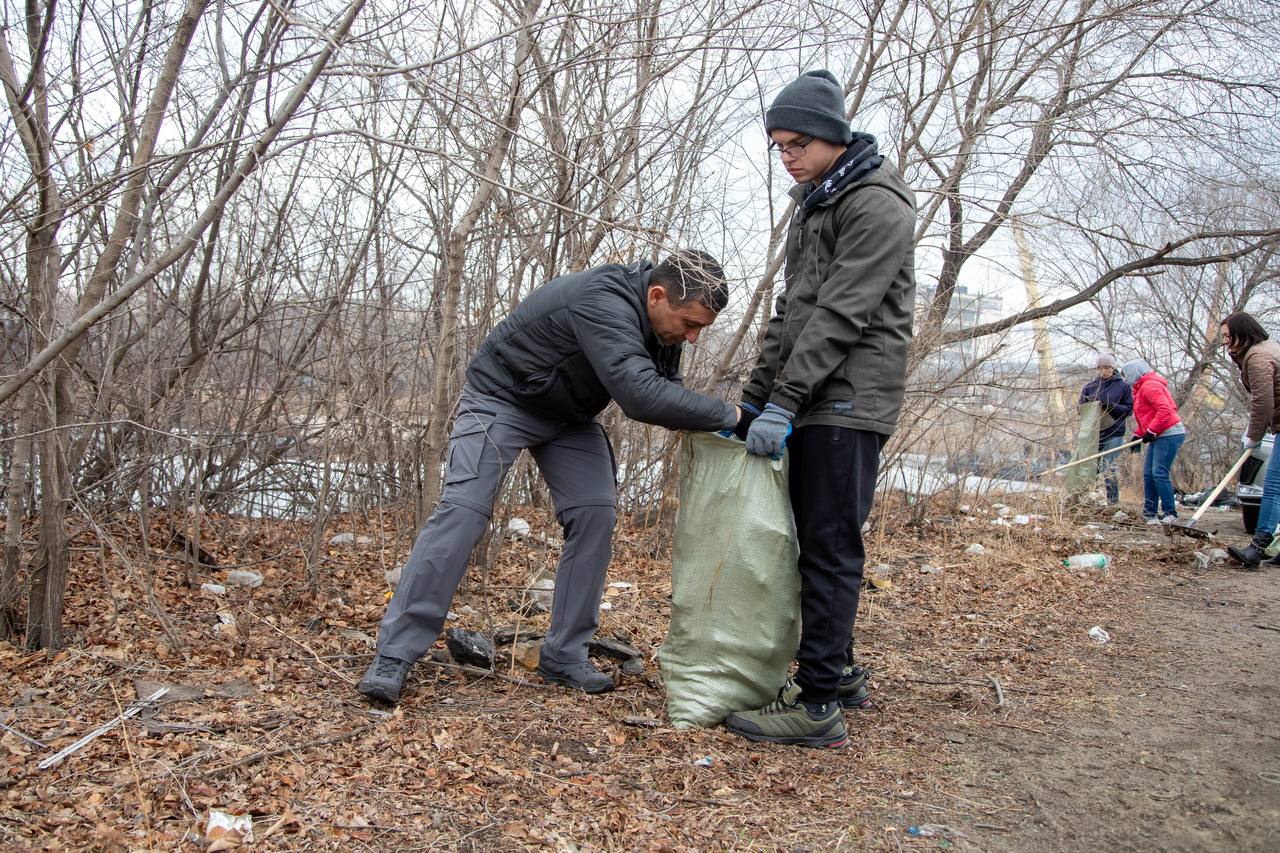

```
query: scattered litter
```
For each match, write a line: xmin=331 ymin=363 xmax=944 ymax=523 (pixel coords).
xmin=385 ymin=567 xmax=402 ymax=590
xmin=590 ymin=636 xmax=642 ymax=660
xmin=340 ymin=629 xmax=376 ymax=648
xmin=693 ymin=756 xmax=713 ymax=767
xmin=1194 ymin=548 xmax=1229 ymax=569
xmin=523 ymin=573 xmax=555 ymax=613
xmin=622 ymin=716 xmax=663 ymax=728
xmin=225 ymin=570 xmax=263 ymax=588
xmin=205 ymin=810 xmax=254 ymax=848
xmin=958 ymin=504 xmax=971 ymax=513
xmin=1012 ymin=514 xmax=1030 ymax=525
xmin=908 ymin=823 xmax=963 ymax=840
xmin=965 ymin=544 xmax=985 ymax=556
xmin=1062 ymin=553 xmax=1110 ymax=570
xmin=444 ymin=628 xmax=494 ymax=667
xmin=1112 ymin=510 xmax=1130 ymax=522
xmin=599 ymin=601 xmax=612 ymax=611
xmin=989 ymin=518 xmax=1011 ymax=527
xmin=328 ymin=532 xmax=373 ymax=549
xmin=919 ymin=564 xmax=943 ymax=575
xmin=507 ymin=517 xmax=531 ymax=538
xmin=992 ymin=503 xmax=1010 ymax=517
xmin=607 ymin=581 xmax=633 ymax=590
xmin=861 ymin=521 xmax=871 ymax=534
xmin=199 ymin=582 xmax=226 ymax=596
xmin=1087 ymin=626 xmax=1111 ymax=644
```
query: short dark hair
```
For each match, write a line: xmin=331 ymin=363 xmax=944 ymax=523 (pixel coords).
xmin=651 ymin=250 xmax=729 ymax=313
xmin=1222 ymin=311 xmax=1269 ymax=350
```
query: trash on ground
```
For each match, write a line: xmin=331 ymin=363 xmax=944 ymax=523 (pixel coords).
xmin=965 ymin=543 xmax=985 ymax=555
xmin=693 ymin=755 xmax=713 ymax=767
xmin=225 ymin=570 xmax=263 ymax=588
xmin=622 ymin=716 xmax=663 ymax=728
xmin=1062 ymin=553 xmax=1110 ymax=570
xmin=199 ymin=582 xmax=226 ymax=596
xmin=1087 ymin=626 xmax=1111 ymax=644
xmin=919 ymin=564 xmax=943 ymax=575
xmin=328 ymin=532 xmax=373 ymax=549
xmin=444 ymin=628 xmax=494 ymax=667
xmin=385 ymin=567 xmax=402 ymax=590
xmin=507 ymin=517 xmax=531 ymax=538
xmin=1112 ymin=510 xmax=1131 ymax=521
xmin=205 ymin=810 xmax=254 ymax=849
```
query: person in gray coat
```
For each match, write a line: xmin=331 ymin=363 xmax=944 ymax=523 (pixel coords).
xmin=724 ymin=70 xmax=916 ymax=748
xmin=359 ymin=251 xmax=748 ymax=703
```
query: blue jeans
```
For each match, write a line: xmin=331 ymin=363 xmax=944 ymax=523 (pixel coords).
xmin=1142 ymin=432 xmax=1185 ymax=519
xmin=1099 ymin=434 xmax=1124 ymax=504
xmin=1255 ymin=445 xmax=1280 ymax=541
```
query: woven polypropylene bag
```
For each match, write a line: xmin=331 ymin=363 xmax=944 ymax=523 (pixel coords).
xmin=659 ymin=432 xmax=800 ymax=728
xmin=1065 ymin=401 xmax=1102 ymax=496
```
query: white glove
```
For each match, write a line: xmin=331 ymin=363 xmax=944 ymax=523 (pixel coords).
xmin=1242 ymin=431 xmax=1261 ymax=449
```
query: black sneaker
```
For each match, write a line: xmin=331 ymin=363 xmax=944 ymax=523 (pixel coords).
xmin=838 ymin=665 xmax=873 ymax=709
xmin=1227 ymin=540 xmax=1269 ymax=569
xmin=538 ymin=658 xmax=615 ymax=694
xmin=358 ymin=654 xmax=413 ymax=704
xmin=780 ymin=669 xmax=873 ymax=710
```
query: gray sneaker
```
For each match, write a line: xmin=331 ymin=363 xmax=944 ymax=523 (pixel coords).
xmin=358 ymin=654 xmax=412 ymax=704
xmin=538 ymin=658 xmax=615 ymax=694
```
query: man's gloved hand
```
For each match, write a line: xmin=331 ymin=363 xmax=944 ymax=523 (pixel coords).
xmin=728 ymin=402 xmax=762 ymax=440
xmin=745 ymin=403 xmax=795 ymax=458
xmin=1141 ymin=431 xmax=1157 ymax=444
xmin=1128 ymin=441 xmax=1141 ymax=454
xmin=1242 ymin=431 xmax=1261 ymax=450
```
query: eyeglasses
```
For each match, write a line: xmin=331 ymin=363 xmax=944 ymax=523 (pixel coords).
xmin=767 ymin=135 xmax=815 ymax=158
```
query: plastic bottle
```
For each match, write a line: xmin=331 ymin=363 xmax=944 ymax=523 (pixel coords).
xmin=1062 ymin=553 xmax=1110 ymax=570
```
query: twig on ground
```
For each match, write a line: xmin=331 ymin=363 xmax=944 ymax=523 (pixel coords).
xmin=38 ymin=688 xmax=169 ymax=771
xmin=987 ymin=675 xmax=1006 ymax=707
xmin=0 ymin=721 xmax=48 ymax=749
xmin=248 ymin=611 xmax=351 ymax=682
xmin=203 ymin=723 xmax=375 ymax=780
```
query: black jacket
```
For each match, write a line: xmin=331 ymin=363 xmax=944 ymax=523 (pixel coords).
xmin=466 ymin=262 xmax=735 ymax=430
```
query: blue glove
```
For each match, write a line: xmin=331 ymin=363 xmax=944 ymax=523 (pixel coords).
xmin=745 ymin=403 xmax=795 ymax=458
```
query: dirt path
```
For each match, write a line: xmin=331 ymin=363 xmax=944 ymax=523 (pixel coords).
xmin=950 ymin=518 xmax=1280 ymax=852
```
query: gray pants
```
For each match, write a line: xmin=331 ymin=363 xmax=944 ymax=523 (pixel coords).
xmin=377 ymin=385 xmax=617 ymax=665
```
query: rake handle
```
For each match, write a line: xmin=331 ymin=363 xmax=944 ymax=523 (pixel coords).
xmin=1187 ymin=449 xmax=1254 ymax=527
xmin=1043 ymin=438 xmax=1143 ymax=476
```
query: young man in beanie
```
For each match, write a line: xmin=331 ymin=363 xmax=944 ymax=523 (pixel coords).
xmin=725 ymin=70 xmax=916 ymax=748
xmin=1077 ymin=351 xmax=1134 ymax=505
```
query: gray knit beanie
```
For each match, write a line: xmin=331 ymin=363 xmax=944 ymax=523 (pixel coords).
xmin=765 ymin=70 xmax=853 ymax=145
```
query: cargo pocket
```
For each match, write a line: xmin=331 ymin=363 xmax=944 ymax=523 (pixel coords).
xmin=443 ymin=410 xmax=496 ymax=487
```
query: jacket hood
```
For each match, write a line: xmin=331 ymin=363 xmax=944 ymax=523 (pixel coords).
xmin=789 ymin=156 xmax=914 ymax=211
xmin=1121 ymin=358 xmax=1152 ymax=385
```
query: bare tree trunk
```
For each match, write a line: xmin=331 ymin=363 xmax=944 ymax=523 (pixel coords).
xmin=419 ymin=0 xmax=543 ymax=517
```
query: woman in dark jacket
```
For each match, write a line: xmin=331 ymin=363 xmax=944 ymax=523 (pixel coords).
xmin=1078 ymin=351 xmax=1134 ymax=504
xmin=1221 ymin=312 xmax=1280 ymax=568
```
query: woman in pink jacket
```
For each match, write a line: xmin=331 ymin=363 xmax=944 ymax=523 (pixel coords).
xmin=1120 ymin=358 xmax=1187 ymax=523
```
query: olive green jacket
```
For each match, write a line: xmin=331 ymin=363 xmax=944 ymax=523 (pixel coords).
xmin=743 ymin=161 xmax=916 ymax=434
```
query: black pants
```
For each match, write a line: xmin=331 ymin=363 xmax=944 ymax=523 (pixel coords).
xmin=789 ymin=424 xmax=885 ymax=704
